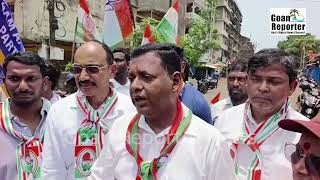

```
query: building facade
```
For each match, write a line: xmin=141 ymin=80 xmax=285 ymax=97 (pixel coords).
xmin=184 ymin=0 xmax=242 ymax=63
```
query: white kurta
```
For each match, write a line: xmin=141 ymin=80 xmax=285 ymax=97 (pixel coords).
xmin=214 ymin=103 xmax=309 ymax=180
xmin=41 ymin=92 xmax=136 ymax=180
xmin=88 ymin=105 xmax=238 ymax=180
xmin=210 ymin=98 xmax=233 ymax=122
xmin=110 ymin=79 xmax=130 ymax=97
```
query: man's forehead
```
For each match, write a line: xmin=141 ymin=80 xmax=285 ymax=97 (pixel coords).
xmin=228 ymin=71 xmax=247 ymax=77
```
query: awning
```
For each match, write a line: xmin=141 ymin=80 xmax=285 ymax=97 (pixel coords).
xmin=204 ymin=63 xmax=218 ymax=69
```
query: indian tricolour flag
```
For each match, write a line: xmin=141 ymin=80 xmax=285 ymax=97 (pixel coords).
xmin=141 ymin=24 xmax=155 ymax=45
xmin=76 ymin=0 xmax=100 ymax=42
xmin=157 ymin=0 xmax=180 ymax=44
xmin=103 ymin=0 xmax=133 ymax=48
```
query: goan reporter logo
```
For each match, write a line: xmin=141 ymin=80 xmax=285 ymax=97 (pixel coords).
xmin=270 ymin=8 xmax=306 ymax=35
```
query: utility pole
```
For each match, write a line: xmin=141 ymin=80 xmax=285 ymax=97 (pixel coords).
xmin=47 ymin=0 xmax=58 ymax=59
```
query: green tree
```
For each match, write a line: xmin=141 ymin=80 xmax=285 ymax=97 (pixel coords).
xmin=277 ymin=33 xmax=320 ymax=67
xmin=181 ymin=0 xmax=220 ymax=66
xmin=130 ymin=18 xmax=165 ymax=48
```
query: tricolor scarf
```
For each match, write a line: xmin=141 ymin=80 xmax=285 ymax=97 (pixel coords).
xmin=126 ymin=100 xmax=192 ymax=180
xmin=230 ymin=100 xmax=289 ymax=180
xmin=0 ymin=98 xmax=50 ymax=180
xmin=74 ymin=90 xmax=118 ymax=178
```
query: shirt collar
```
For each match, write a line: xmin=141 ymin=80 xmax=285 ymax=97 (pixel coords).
xmin=10 ymin=98 xmax=51 ymax=128
xmin=137 ymin=103 xmax=197 ymax=137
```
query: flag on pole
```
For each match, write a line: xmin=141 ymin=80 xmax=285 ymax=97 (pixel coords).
xmin=0 ymin=0 xmax=25 ymax=97
xmin=103 ymin=0 xmax=133 ymax=48
xmin=141 ymin=24 xmax=155 ymax=45
xmin=75 ymin=0 xmax=100 ymax=42
xmin=156 ymin=0 xmax=179 ymax=44
xmin=210 ymin=92 xmax=221 ymax=105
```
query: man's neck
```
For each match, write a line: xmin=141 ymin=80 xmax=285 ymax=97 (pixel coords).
xmin=114 ymin=74 xmax=128 ymax=86
xmin=43 ymin=91 xmax=53 ymax=101
xmin=250 ymin=106 xmax=274 ymax=124
xmin=87 ymin=88 xmax=110 ymax=109
xmin=144 ymin=101 xmax=178 ymax=134
xmin=10 ymin=99 xmax=43 ymax=135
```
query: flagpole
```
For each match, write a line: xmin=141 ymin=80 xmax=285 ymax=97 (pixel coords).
xmin=71 ymin=17 xmax=78 ymax=64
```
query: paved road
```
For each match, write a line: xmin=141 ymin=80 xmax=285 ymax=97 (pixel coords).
xmin=190 ymin=77 xmax=301 ymax=111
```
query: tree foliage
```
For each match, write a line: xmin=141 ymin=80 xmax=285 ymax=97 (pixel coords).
xmin=181 ymin=0 xmax=220 ymax=66
xmin=277 ymin=33 xmax=320 ymax=62
xmin=130 ymin=18 xmax=165 ymax=48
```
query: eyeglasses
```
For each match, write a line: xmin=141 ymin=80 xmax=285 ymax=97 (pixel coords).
xmin=284 ymin=142 xmax=320 ymax=171
xmin=71 ymin=65 xmax=108 ymax=74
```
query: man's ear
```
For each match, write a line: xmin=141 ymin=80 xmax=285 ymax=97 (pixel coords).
xmin=289 ymin=79 xmax=298 ymax=96
xmin=172 ymin=72 xmax=182 ymax=93
xmin=42 ymin=76 xmax=50 ymax=91
xmin=108 ymin=63 xmax=117 ymax=78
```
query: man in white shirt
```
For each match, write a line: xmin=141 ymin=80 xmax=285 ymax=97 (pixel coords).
xmin=211 ymin=60 xmax=248 ymax=122
xmin=42 ymin=61 xmax=62 ymax=104
xmin=41 ymin=40 xmax=135 ymax=179
xmin=214 ymin=48 xmax=309 ymax=180
xmin=88 ymin=44 xmax=237 ymax=180
xmin=110 ymin=48 xmax=130 ymax=96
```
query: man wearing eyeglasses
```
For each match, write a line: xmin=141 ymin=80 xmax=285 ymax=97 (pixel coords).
xmin=214 ymin=49 xmax=309 ymax=180
xmin=211 ymin=60 xmax=248 ymax=123
xmin=41 ymin=40 xmax=136 ymax=179
xmin=279 ymin=115 xmax=320 ymax=179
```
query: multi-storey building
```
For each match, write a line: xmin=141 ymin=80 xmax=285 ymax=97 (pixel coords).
xmin=184 ymin=0 xmax=242 ymax=63
xmin=238 ymin=35 xmax=255 ymax=61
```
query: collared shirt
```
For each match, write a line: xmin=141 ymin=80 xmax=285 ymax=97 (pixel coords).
xmin=179 ymin=83 xmax=212 ymax=124
xmin=41 ymin=92 xmax=136 ymax=180
xmin=0 ymin=98 xmax=50 ymax=180
xmin=214 ymin=103 xmax=309 ymax=180
xmin=210 ymin=98 xmax=233 ymax=123
xmin=49 ymin=91 xmax=62 ymax=104
xmin=110 ymin=78 xmax=130 ymax=97
xmin=88 ymin=105 xmax=237 ymax=180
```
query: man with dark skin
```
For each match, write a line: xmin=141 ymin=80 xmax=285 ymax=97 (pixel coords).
xmin=88 ymin=44 xmax=236 ymax=180
xmin=211 ymin=61 xmax=248 ymax=122
xmin=0 ymin=52 xmax=50 ymax=180
xmin=110 ymin=48 xmax=130 ymax=96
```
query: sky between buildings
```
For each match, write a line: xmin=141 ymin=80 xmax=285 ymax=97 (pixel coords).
xmin=237 ymin=0 xmax=320 ymax=52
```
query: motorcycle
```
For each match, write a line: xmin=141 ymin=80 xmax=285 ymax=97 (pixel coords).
xmin=298 ymin=76 xmax=320 ymax=119
xmin=197 ymin=79 xmax=208 ymax=94
xmin=205 ymin=77 xmax=218 ymax=89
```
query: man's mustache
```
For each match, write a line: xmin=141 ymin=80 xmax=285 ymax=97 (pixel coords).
xmin=78 ymin=80 xmax=96 ymax=86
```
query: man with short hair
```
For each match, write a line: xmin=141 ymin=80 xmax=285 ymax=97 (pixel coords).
xmin=42 ymin=61 xmax=62 ymax=104
xmin=171 ymin=45 xmax=212 ymax=124
xmin=214 ymin=49 xmax=309 ymax=179
xmin=88 ymin=44 xmax=237 ymax=180
xmin=211 ymin=61 xmax=248 ymax=122
xmin=0 ymin=52 xmax=51 ymax=180
xmin=41 ymin=40 xmax=135 ymax=179
xmin=110 ymin=48 xmax=130 ymax=96
xmin=279 ymin=115 xmax=320 ymax=179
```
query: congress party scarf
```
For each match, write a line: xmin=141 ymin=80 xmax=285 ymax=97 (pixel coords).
xmin=126 ymin=100 xmax=192 ymax=180
xmin=230 ymin=100 xmax=289 ymax=180
xmin=0 ymin=98 xmax=50 ymax=180
xmin=74 ymin=90 xmax=118 ymax=178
